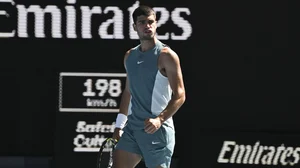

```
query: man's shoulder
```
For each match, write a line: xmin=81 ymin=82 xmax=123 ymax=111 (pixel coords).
xmin=124 ymin=45 xmax=137 ymax=54
xmin=160 ymin=46 xmax=176 ymax=56
xmin=161 ymin=43 xmax=170 ymax=49
xmin=126 ymin=45 xmax=140 ymax=54
xmin=124 ymin=45 xmax=139 ymax=61
xmin=132 ymin=44 xmax=140 ymax=50
xmin=159 ymin=45 xmax=179 ymax=63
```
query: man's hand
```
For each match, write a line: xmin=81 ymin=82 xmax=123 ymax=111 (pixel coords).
xmin=112 ymin=128 xmax=123 ymax=141
xmin=144 ymin=117 xmax=163 ymax=134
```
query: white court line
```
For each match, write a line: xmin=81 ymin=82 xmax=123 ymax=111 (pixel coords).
xmin=74 ymin=148 xmax=111 ymax=152
xmin=60 ymin=72 xmax=126 ymax=77
xmin=59 ymin=108 xmax=119 ymax=112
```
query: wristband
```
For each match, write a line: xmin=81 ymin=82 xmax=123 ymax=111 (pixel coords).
xmin=115 ymin=113 xmax=127 ymax=129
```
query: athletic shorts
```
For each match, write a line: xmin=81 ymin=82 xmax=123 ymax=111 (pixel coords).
xmin=115 ymin=123 xmax=175 ymax=168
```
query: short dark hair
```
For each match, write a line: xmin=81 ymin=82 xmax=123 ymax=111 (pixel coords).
xmin=132 ymin=5 xmax=156 ymax=24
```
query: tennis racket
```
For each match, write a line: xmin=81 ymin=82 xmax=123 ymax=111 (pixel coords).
xmin=96 ymin=137 xmax=118 ymax=168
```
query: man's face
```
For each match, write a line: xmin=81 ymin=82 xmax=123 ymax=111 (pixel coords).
xmin=133 ymin=14 xmax=157 ymax=40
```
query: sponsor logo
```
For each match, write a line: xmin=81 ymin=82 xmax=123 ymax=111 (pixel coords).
xmin=73 ymin=121 xmax=115 ymax=152
xmin=218 ymin=141 xmax=300 ymax=166
xmin=0 ymin=0 xmax=192 ymax=40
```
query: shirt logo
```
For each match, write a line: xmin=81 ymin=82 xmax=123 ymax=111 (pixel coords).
xmin=137 ymin=61 xmax=144 ymax=64
xmin=152 ymin=141 xmax=160 ymax=144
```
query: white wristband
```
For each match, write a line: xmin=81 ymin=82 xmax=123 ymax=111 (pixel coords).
xmin=115 ymin=113 xmax=127 ymax=129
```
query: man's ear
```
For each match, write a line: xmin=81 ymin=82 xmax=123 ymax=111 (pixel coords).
xmin=132 ymin=23 xmax=137 ymax=31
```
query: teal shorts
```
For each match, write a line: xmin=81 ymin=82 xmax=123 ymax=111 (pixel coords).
xmin=115 ymin=124 xmax=175 ymax=168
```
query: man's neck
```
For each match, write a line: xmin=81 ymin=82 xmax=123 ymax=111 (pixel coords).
xmin=139 ymin=37 xmax=158 ymax=52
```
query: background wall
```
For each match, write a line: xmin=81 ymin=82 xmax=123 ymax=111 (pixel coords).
xmin=0 ymin=0 xmax=295 ymax=168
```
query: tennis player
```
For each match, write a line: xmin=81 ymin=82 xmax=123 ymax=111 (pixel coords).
xmin=112 ymin=4 xmax=186 ymax=168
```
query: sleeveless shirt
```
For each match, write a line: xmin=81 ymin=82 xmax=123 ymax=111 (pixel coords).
xmin=125 ymin=40 xmax=174 ymax=130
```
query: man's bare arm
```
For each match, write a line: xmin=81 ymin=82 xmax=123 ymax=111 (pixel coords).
xmin=118 ymin=77 xmax=131 ymax=116
xmin=118 ymin=49 xmax=132 ymax=116
xmin=157 ymin=48 xmax=186 ymax=122
xmin=113 ymin=49 xmax=132 ymax=140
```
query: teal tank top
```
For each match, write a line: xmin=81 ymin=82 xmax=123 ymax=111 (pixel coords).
xmin=125 ymin=40 xmax=174 ymax=130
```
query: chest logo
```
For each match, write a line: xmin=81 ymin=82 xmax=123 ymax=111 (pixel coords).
xmin=137 ymin=61 xmax=144 ymax=64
